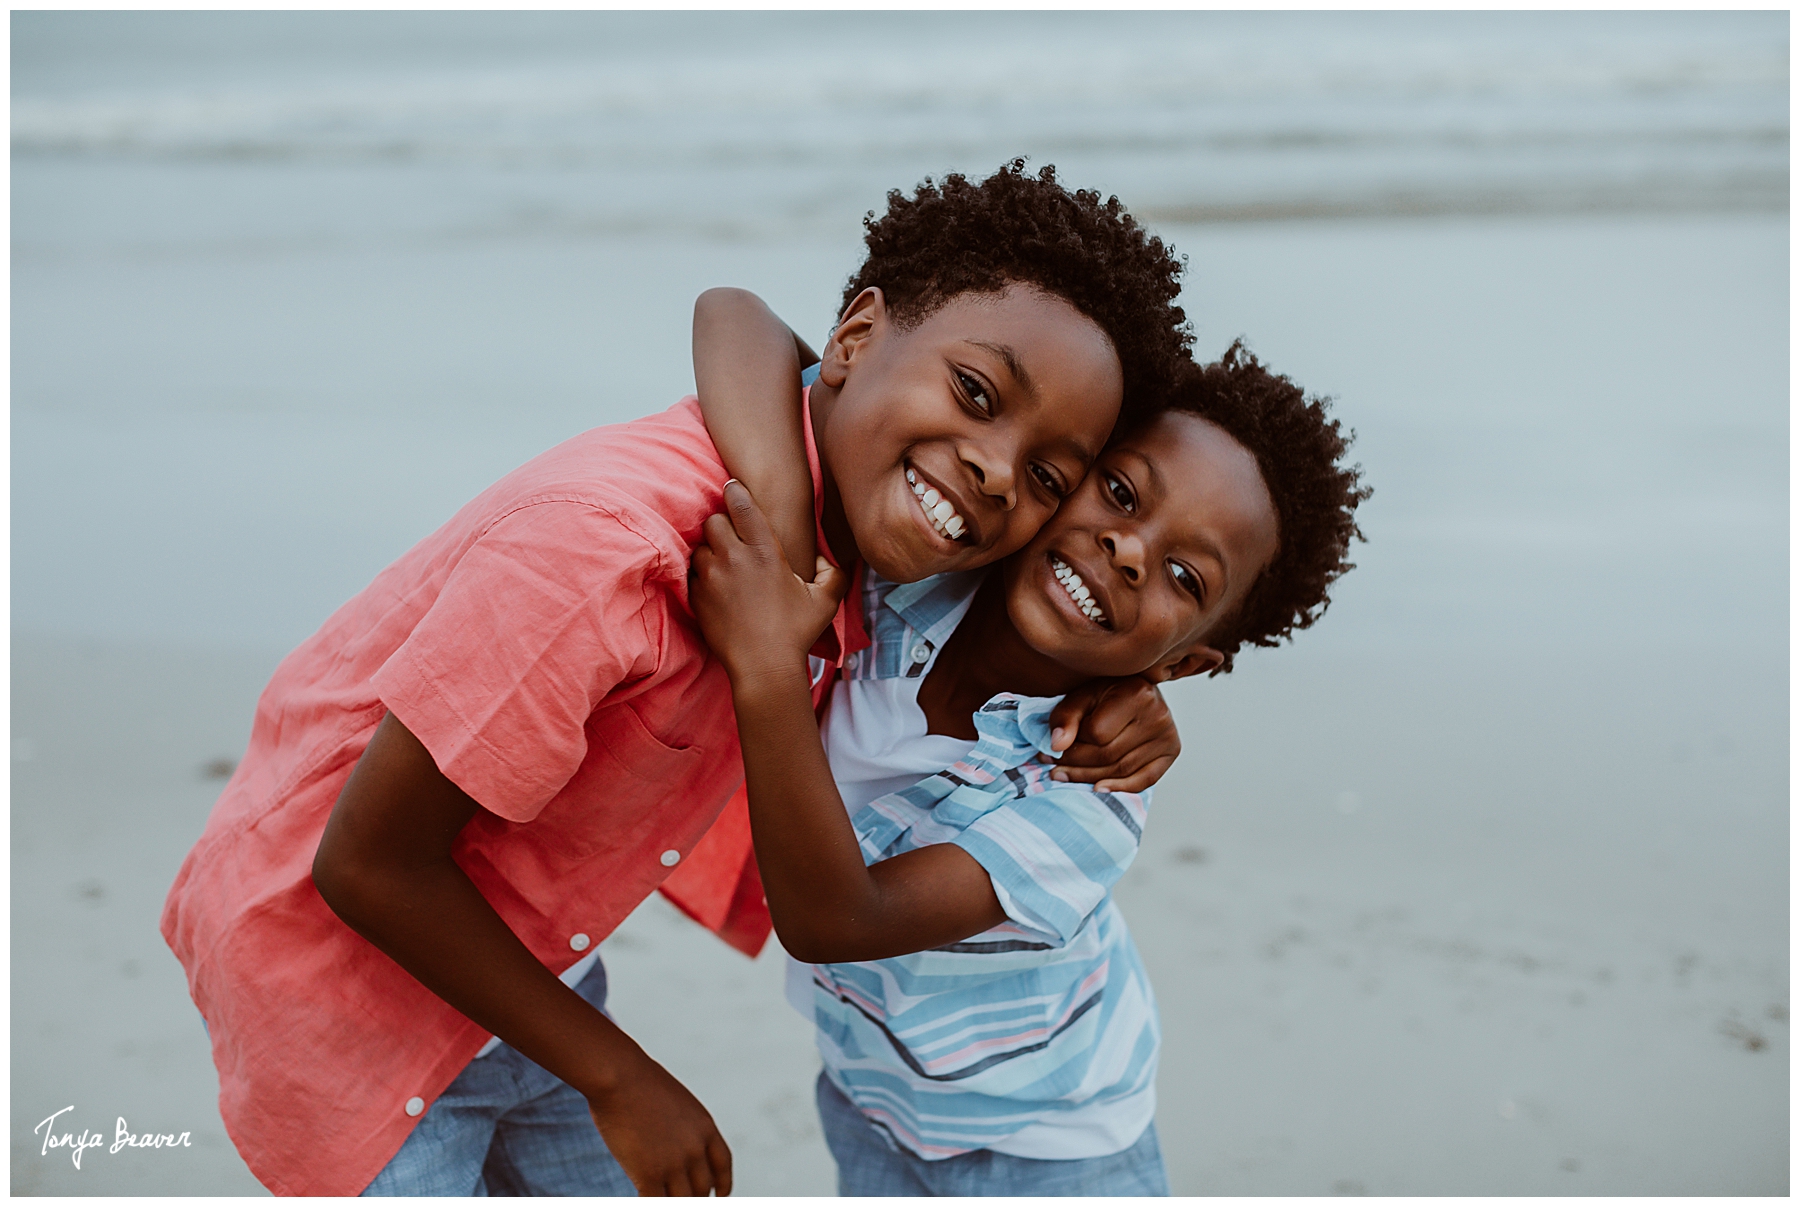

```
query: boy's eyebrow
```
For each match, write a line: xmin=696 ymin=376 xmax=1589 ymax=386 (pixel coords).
xmin=1123 ymin=447 xmax=1161 ymax=496
xmin=961 ymin=340 xmax=1033 ymax=395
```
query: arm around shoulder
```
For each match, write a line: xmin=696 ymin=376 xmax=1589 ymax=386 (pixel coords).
xmin=692 ymin=287 xmax=819 ymax=575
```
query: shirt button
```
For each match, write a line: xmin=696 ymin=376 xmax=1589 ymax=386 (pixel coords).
xmin=910 ymin=643 xmax=931 ymax=664
xmin=660 ymin=849 xmax=681 ymax=867
xmin=404 ymin=1097 xmax=425 ymax=1117
xmin=569 ymin=933 xmax=591 ymax=952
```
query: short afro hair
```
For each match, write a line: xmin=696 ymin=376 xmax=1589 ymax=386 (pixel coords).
xmin=841 ymin=158 xmax=1192 ymax=426
xmin=1159 ymin=342 xmax=1371 ymax=674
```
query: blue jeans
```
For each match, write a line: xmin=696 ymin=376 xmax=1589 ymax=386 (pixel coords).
xmin=363 ymin=958 xmax=635 ymax=1196
xmin=815 ymin=1072 xmax=1170 ymax=1196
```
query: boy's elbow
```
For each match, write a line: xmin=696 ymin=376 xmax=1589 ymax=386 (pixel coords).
xmin=694 ymin=286 xmax=759 ymax=321
xmin=311 ymin=835 xmax=379 ymax=931
xmin=763 ymin=920 xmax=838 ymax=971
xmin=773 ymin=918 xmax=865 ymax=965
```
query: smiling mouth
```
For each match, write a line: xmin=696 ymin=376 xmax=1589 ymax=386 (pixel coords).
xmin=907 ymin=468 xmax=968 ymax=542
xmin=1049 ymin=554 xmax=1110 ymax=628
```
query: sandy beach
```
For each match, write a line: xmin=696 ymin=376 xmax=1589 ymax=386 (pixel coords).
xmin=12 ymin=12 xmax=1787 ymax=1196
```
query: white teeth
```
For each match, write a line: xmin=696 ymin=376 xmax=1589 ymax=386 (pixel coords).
xmin=908 ymin=471 xmax=966 ymax=541
xmin=1048 ymin=556 xmax=1107 ymax=625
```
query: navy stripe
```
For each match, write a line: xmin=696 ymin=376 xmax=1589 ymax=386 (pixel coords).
xmin=824 ymin=980 xmax=1105 ymax=1082
xmin=933 ymin=938 xmax=1057 ymax=954
xmin=1095 ymin=791 xmax=1142 ymax=841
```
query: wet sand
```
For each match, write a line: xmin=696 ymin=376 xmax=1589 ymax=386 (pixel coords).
xmin=11 ymin=600 xmax=1786 ymax=1194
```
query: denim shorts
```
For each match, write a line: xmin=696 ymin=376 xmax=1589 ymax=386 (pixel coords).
xmin=814 ymin=1071 xmax=1170 ymax=1196
xmin=362 ymin=958 xmax=636 ymax=1196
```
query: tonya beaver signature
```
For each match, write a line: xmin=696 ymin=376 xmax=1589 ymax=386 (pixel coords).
xmin=34 ymin=1105 xmax=192 ymax=1169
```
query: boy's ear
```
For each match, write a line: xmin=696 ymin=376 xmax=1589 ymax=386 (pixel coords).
xmin=818 ymin=287 xmax=885 ymax=389
xmin=1147 ymin=644 xmax=1224 ymax=684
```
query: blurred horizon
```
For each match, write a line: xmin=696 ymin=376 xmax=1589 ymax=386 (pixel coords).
xmin=14 ymin=10 xmax=1787 ymax=247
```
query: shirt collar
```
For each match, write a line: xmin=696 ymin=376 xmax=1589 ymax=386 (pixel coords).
xmin=882 ymin=569 xmax=987 ymax=651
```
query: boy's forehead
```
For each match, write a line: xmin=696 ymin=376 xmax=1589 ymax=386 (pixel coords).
xmin=910 ymin=285 xmax=1115 ymax=365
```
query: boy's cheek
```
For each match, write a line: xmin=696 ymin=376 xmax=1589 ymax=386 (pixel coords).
xmin=986 ymin=508 xmax=1056 ymax=563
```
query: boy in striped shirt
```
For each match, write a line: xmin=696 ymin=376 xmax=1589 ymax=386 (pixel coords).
xmin=692 ymin=306 xmax=1369 ymax=1193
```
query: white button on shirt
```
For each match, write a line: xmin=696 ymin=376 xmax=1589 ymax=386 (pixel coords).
xmin=569 ymin=933 xmax=591 ymax=952
xmin=404 ymin=1097 xmax=425 ymax=1117
xmin=660 ymin=849 xmax=681 ymax=867
xmin=909 ymin=643 xmax=931 ymax=664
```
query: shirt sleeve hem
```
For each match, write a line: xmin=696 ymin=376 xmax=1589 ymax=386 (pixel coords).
xmin=374 ymin=642 xmax=566 ymax=824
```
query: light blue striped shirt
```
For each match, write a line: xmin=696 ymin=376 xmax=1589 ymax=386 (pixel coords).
xmin=807 ymin=572 xmax=1160 ymax=1160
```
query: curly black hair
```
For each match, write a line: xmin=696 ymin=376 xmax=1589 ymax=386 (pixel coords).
xmin=841 ymin=159 xmax=1192 ymax=426
xmin=1160 ymin=341 xmax=1371 ymax=674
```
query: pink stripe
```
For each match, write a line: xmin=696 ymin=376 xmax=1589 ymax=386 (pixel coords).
xmin=920 ymin=960 xmax=1109 ymax=1071
xmin=850 ymin=1102 xmax=969 ymax=1158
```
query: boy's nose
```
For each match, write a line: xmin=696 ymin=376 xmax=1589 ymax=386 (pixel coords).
xmin=966 ymin=455 xmax=1017 ymax=511
xmin=1100 ymin=530 xmax=1145 ymax=582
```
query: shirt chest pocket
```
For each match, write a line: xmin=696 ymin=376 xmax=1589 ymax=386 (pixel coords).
xmin=523 ymin=703 xmax=711 ymax=860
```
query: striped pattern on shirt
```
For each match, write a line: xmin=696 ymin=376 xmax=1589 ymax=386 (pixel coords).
xmin=811 ymin=692 xmax=1160 ymax=1159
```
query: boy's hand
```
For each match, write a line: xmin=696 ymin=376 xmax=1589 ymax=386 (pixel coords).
xmin=691 ymin=479 xmax=848 ymax=686
xmin=1045 ymin=677 xmax=1180 ymax=794
xmin=585 ymin=1054 xmax=732 ymax=1196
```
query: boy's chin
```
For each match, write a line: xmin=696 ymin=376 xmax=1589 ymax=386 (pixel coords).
xmin=850 ymin=504 xmax=979 ymax=584
xmin=858 ymin=542 xmax=945 ymax=585
xmin=857 ymin=529 xmax=975 ymax=585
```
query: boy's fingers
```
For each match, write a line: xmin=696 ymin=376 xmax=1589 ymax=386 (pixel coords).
xmin=1045 ymin=691 xmax=1096 ymax=753
xmin=721 ymin=479 xmax=779 ymax=556
xmin=700 ymin=512 xmax=740 ymax=554
xmin=1055 ymin=722 xmax=1141 ymax=768
xmin=1065 ymin=738 xmax=1177 ymax=793
xmin=1095 ymin=741 xmax=1162 ymax=782
xmin=1096 ymin=754 xmax=1175 ymax=795
xmin=1076 ymin=683 xmax=1149 ymax=748
xmin=709 ymin=1135 xmax=733 ymax=1197
xmin=1078 ymin=677 xmax=1171 ymax=752
xmin=811 ymin=556 xmax=850 ymax=603
xmin=677 ymin=1156 xmax=709 ymax=1197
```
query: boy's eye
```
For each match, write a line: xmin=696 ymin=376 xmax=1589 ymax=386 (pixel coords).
xmin=1029 ymin=463 xmax=1066 ymax=498
xmin=1170 ymin=561 xmax=1204 ymax=603
xmin=956 ymin=372 xmax=993 ymax=415
xmin=1104 ymin=472 xmax=1136 ymax=512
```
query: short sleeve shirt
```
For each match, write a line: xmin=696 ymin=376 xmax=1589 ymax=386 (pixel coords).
xmin=161 ymin=396 xmax=841 ymax=1196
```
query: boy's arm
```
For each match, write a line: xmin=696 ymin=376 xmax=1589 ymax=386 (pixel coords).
xmin=692 ymin=483 xmax=1008 ymax=963
xmin=693 ymin=287 xmax=820 ymax=576
xmin=313 ymin=719 xmax=731 ymax=1197
xmin=1046 ymin=677 xmax=1181 ymax=794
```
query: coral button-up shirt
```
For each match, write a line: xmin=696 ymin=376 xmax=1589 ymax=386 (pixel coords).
xmin=161 ymin=394 xmax=858 ymax=1196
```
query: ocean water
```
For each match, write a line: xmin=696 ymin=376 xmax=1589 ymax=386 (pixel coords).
xmin=11 ymin=9 xmax=1788 ymax=652
xmin=10 ymin=11 xmax=1788 ymax=1196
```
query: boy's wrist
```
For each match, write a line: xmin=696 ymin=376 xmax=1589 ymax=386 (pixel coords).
xmin=726 ymin=659 xmax=813 ymax=706
xmin=565 ymin=1023 xmax=655 ymax=1103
